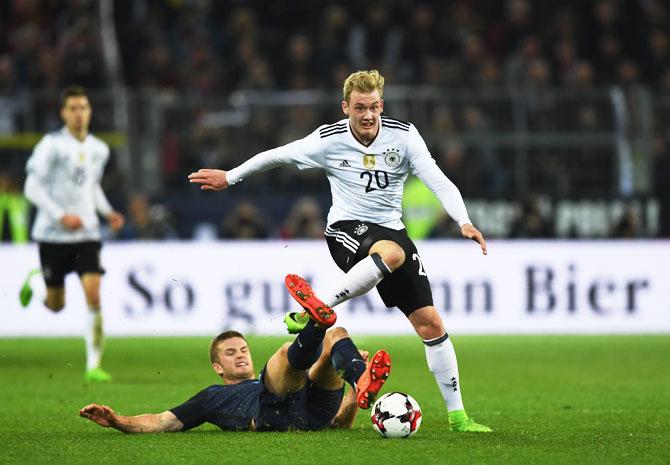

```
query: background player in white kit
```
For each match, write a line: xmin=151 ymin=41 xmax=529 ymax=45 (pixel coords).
xmin=20 ymin=86 xmax=125 ymax=382
xmin=189 ymin=70 xmax=492 ymax=432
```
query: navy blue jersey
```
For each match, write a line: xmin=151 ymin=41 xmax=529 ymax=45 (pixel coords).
xmin=169 ymin=380 xmax=262 ymax=431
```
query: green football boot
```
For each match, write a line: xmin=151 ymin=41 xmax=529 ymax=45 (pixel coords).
xmin=19 ymin=269 xmax=41 ymax=308
xmin=283 ymin=311 xmax=310 ymax=334
xmin=448 ymin=409 xmax=493 ymax=433
xmin=85 ymin=367 xmax=112 ymax=383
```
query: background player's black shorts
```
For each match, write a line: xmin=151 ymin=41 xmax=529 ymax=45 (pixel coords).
xmin=38 ymin=241 xmax=104 ymax=287
xmin=255 ymin=368 xmax=343 ymax=432
xmin=325 ymin=220 xmax=433 ymax=316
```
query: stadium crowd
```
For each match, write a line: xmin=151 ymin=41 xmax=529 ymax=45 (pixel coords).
xmin=1 ymin=0 xmax=669 ymax=239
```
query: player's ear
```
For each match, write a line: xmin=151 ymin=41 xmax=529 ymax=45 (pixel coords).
xmin=212 ymin=362 xmax=224 ymax=376
xmin=342 ymin=100 xmax=349 ymax=116
xmin=380 ymin=99 xmax=384 ymax=114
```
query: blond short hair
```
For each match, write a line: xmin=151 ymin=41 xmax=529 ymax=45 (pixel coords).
xmin=343 ymin=70 xmax=385 ymax=103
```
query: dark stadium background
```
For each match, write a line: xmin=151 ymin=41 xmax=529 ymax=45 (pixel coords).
xmin=1 ymin=0 xmax=669 ymax=241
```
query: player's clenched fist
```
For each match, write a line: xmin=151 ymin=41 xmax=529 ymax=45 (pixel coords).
xmin=188 ymin=169 xmax=229 ymax=191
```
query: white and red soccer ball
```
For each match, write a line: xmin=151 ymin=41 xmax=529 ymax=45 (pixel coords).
xmin=371 ymin=392 xmax=422 ymax=438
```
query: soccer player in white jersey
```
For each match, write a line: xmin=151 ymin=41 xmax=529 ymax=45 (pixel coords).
xmin=20 ymin=86 xmax=125 ymax=382
xmin=189 ymin=70 xmax=492 ymax=432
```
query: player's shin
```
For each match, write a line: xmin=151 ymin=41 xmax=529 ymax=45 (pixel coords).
xmin=85 ymin=306 xmax=104 ymax=370
xmin=423 ymin=333 xmax=464 ymax=412
xmin=323 ymin=253 xmax=391 ymax=307
xmin=287 ymin=320 xmax=326 ymax=370
xmin=330 ymin=337 xmax=366 ymax=390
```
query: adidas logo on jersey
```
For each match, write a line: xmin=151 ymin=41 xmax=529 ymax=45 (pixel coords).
xmin=339 ymin=160 xmax=351 ymax=167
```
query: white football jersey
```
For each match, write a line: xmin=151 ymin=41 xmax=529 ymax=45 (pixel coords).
xmin=227 ymin=116 xmax=470 ymax=230
xmin=24 ymin=127 xmax=112 ymax=242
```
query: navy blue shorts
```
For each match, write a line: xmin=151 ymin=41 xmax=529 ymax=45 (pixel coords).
xmin=255 ymin=368 xmax=343 ymax=432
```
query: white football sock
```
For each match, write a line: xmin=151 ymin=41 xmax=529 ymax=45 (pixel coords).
xmin=322 ymin=254 xmax=391 ymax=307
xmin=424 ymin=333 xmax=465 ymax=412
xmin=84 ymin=307 xmax=104 ymax=370
xmin=29 ymin=272 xmax=47 ymax=304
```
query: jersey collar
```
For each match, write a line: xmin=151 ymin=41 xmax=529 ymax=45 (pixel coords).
xmin=62 ymin=126 xmax=90 ymax=144
xmin=348 ymin=120 xmax=381 ymax=149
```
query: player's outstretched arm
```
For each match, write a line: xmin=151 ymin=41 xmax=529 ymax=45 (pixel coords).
xmin=79 ymin=403 xmax=183 ymax=433
xmin=461 ymin=223 xmax=487 ymax=255
xmin=188 ymin=169 xmax=229 ymax=191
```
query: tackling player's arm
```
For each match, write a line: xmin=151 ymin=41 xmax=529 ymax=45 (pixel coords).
xmin=79 ymin=403 xmax=183 ymax=433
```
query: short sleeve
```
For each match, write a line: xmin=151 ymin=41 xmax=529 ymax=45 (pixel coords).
xmin=169 ymin=387 xmax=215 ymax=431
xmin=26 ymin=135 xmax=55 ymax=179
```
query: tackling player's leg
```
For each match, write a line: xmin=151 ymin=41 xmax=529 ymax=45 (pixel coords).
xmin=286 ymin=275 xmax=391 ymax=409
xmin=265 ymin=287 xmax=335 ymax=396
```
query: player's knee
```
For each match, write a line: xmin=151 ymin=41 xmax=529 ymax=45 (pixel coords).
xmin=45 ymin=300 xmax=65 ymax=312
xmin=325 ymin=327 xmax=349 ymax=346
xmin=279 ymin=342 xmax=292 ymax=358
xmin=387 ymin=246 xmax=406 ymax=270
xmin=371 ymin=242 xmax=405 ymax=270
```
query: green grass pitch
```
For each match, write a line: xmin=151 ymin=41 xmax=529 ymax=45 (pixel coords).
xmin=1 ymin=335 xmax=668 ymax=465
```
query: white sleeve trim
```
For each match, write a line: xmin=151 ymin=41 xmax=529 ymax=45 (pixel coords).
xmin=24 ymin=174 xmax=65 ymax=221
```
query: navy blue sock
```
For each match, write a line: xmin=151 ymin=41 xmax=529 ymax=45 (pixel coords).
xmin=287 ymin=320 xmax=326 ymax=370
xmin=330 ymin=337 xmax=366 ymax=390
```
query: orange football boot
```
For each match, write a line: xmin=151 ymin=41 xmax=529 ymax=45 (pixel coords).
xmin=356 ymin=349 xmax=391 ymax=409
xmin=285 ymin=274 xmax=337 ymax=327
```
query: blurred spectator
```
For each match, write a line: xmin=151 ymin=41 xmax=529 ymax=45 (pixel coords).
xmin=0 ymin=55 xmax=17 ymax=95
xmin=610 ymin=206 xmax=642 ymax=238
xmin=1 ymin=0 xmax=669 ymax=239
xmin=0 ymin=0 xmax=666 ymax=94
xmin=280 ymin=197 xmax=324 ymax=239
xmin=118 ymin=193 xmax=177 ymax=240
xmin=219 ymin=201 xmax=269 ymax=239
xmin=462 ymin=105 xmax=508 ymax=194
xmin=509 ymin=195 xmax=553 ymax=238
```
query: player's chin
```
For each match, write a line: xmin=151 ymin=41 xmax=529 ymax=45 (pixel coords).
xmin=234 ymin=365 xmax=253 ymax=377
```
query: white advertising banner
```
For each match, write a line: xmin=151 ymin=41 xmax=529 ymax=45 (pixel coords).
xmin=1 ymin=241 xmax=669 ymax=336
